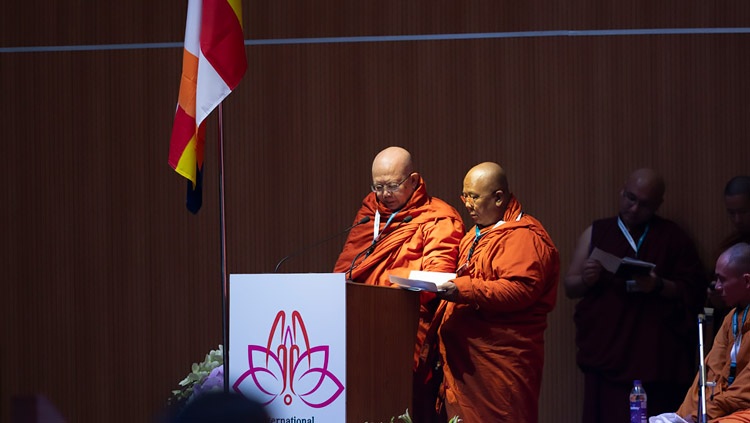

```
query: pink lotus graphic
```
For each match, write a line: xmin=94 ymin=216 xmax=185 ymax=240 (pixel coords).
xmin=233 ymin=310 xmax=345 ymax=408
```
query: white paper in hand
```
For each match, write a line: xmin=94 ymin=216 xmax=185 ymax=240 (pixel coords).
xmin=648 ymin=413 xmax=689 ymax=423
xmin=388 ymin=271 xmax=456 ymax=292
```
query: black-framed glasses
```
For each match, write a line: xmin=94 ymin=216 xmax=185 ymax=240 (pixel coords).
xmin=371 ymin=174 xmax=412 ymax=194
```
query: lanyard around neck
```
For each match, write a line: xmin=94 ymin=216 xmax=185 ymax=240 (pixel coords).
xmin=466 ymin=225 xmax=483 ymax=262
xmin=617 ymin=217 xmax=649 ymax=257
xmin=466 ymin=212 xmax=523 ymax=263
xmin=729 ymin=305 xmax=750 ymax=385
xmin=373 ymin=209 xmax=399 ymax=242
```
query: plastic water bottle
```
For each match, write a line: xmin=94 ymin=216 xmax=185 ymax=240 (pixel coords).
xmin=629 ymin=380 xmax=648 ymax=423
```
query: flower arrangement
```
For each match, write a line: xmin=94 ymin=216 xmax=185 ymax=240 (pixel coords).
xmin=170 ymin=347 xmax=461 ymax=423
xmin=169 ymin=344 xmax=225 ymax=407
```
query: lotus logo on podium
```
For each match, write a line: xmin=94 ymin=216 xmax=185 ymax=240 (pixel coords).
xmin=229 ymin=273 xmax=347 ymax=421
xmin=233 ymin=310 xmax=344 ymax=407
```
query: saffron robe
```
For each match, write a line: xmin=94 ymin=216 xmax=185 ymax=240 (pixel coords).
xmin=333 ymin=178 xmax=464 ymax=422
xmin=334 ymin=178 xmax=464 ymax=290
xmin=438 ymin=195 xmax=560 ymax=423
xmin=677 ymin=306 xmax=750 ymax=422
xmin=575 ymin=216 xmax=707 ymax=421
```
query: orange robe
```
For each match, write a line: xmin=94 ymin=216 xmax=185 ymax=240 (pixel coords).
xmin=677 ymin=307 xmax=750 ymax=423
xmin=438 ymin=195 xmax=559 ymax=423
xmin=718 ymin=411 xmax=750 ymax=423
xmin=333 ymin=178 xmax=464 ymax=421
xmin=334 ymin=178 xmax=464 ymax=289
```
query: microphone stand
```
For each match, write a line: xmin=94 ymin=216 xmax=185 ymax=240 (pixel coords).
xmin=347 ymin=215 xmax=412 ymax=280
xmin=698 ymin=314 xmax=708 ymax=423
xmin=347 ymin=247 xmax=370 ymax=281
xmin=274 ymin=216 xmax=370 ymax=273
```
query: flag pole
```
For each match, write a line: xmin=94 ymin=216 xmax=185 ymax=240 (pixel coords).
xmin=217 ymin=102 xmax=230 ymax=393
xmin=169 ymin=0 xmax=247 ymax=394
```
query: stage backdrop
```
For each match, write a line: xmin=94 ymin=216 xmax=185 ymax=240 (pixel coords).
xmin=2 ymin=0 xmax=750 ymax=421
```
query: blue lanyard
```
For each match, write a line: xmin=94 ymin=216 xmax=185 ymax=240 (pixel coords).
xmin=466 ymin=226 xmax=483 ymax=262
xmin=373 ymin=209 xmax=399 ymax=242
xmin=466 ymin=213 xmax=523 ymax=264
xmin=617 ymin=217 xmax=650 ymax=257
xmin=729 ymin=305 xmax=750 ymax=385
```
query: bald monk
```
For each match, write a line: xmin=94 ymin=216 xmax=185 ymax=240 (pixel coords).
xmin=333 ymin=146 xmax=464 ymax=423
xmin=708 ymin=176 xmax=750 ymax=350
xmin=710 ymin=176 xmax=750 ymax=306
xmin=670 ymin=243 xmax=750 ymax=423
xmin=565 ymin=168 xmax=707 ymax=422
xmin=436 ymin=162 xmax=560 ymax=422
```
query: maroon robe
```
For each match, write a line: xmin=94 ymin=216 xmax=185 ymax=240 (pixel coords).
xmin=574 ymin=215 xmax=707 ymax=422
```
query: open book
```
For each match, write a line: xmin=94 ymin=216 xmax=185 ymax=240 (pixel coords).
xmin=388 ymin=270 xmax=456 ymax=293
xmin=589 ymin=247 xmax=655 ymax=279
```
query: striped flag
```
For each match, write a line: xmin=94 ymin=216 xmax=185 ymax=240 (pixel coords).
xmin=168 ymin=0 xmax=247 ymax=213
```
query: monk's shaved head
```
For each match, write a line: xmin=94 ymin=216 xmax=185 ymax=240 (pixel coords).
xmin=619 ymin=168 xmax=665 ymax=229
xmin=626 ymin=168 xmax=665 ymax=202
xmin=725 ymin=176 xmax=750 ymax=197
xmin=372 ymin=146 xmax=414 ymax=177
xmin=465 ymin=162 xmax=509 ymax=194
xmin=715 ymin=242 xmax=750 ymax=307
xmin=462 ymin=162 xmax=509 ymax=227
xmin=723 ymin=242 xmax=750 ymax=274
xmin=371 ymin=146 xmax=419 ymax=212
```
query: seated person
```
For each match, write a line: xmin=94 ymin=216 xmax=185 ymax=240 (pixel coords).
xmin=672 ymin=243 xmax=750 ymax=422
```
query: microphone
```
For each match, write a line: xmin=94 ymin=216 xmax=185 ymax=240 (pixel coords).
xmin=347 ymin=215 xmax=413 ymax=280
xmin=274 ymin=216 xmax=371 ymax=273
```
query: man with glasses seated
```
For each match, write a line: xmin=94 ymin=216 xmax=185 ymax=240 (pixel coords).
xmin=436 ymin=161 xmax=560 ymax=422
xmin=333 ymin=146 xmax=464 ymax=423
xmin=564 ymin=168 xmax=708 ymax=422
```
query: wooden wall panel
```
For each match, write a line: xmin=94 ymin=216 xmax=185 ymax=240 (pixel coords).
xmin=1 ymin=48 xmax=226 ymax=421
xmin=2 ymin=1 xmax=750 ymax=422
xmin=245 ymin=1 xmax=750 ymax=39
xmin=3 ymin=2 xmax=750 ymax=47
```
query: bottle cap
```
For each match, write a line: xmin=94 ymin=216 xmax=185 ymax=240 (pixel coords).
xmin=634 ymin=379 xmax=642 ymax=385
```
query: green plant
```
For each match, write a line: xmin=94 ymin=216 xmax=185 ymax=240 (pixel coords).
xmin=168 ymin=345 xmax=224 ymax=406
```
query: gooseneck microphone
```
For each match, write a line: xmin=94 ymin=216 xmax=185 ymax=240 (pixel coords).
xmin=347 ymin=215 xmax=413 ymax=280
xmin=274 ymin=216 xmax=371 ymax=273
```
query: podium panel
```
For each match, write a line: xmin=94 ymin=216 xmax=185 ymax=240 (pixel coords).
xmin=229 ymin=274 xmax=420 ymax=423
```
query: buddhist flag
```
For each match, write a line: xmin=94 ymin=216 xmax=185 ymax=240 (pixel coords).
xmin=168 ymin=0 xmax=247 ymax=213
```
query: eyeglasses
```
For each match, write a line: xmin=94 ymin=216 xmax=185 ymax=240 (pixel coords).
xmin=371 ymin=174 xmax=412 ymax=194
xmin=622 ymin=190 xmax=659 ymax=210
xmin=460 ymin=191 xmax=498 ymax=205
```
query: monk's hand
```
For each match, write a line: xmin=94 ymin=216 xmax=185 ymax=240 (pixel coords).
xmin=438 ymin=281 xmax=457 ymax=301
xmin=456 ymin=262 xmax=469 ymax=277
xmin=581 ymin=259 xmax=602 ymax=288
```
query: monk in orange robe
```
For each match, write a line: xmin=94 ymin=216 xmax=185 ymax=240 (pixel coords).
xmin=333 ymin=146 xmax=464 ymax=423
xmin=437 ymin=162 xmax=559 ymax=423
xmin=674 ymin=243 xmax=750 ymax=423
